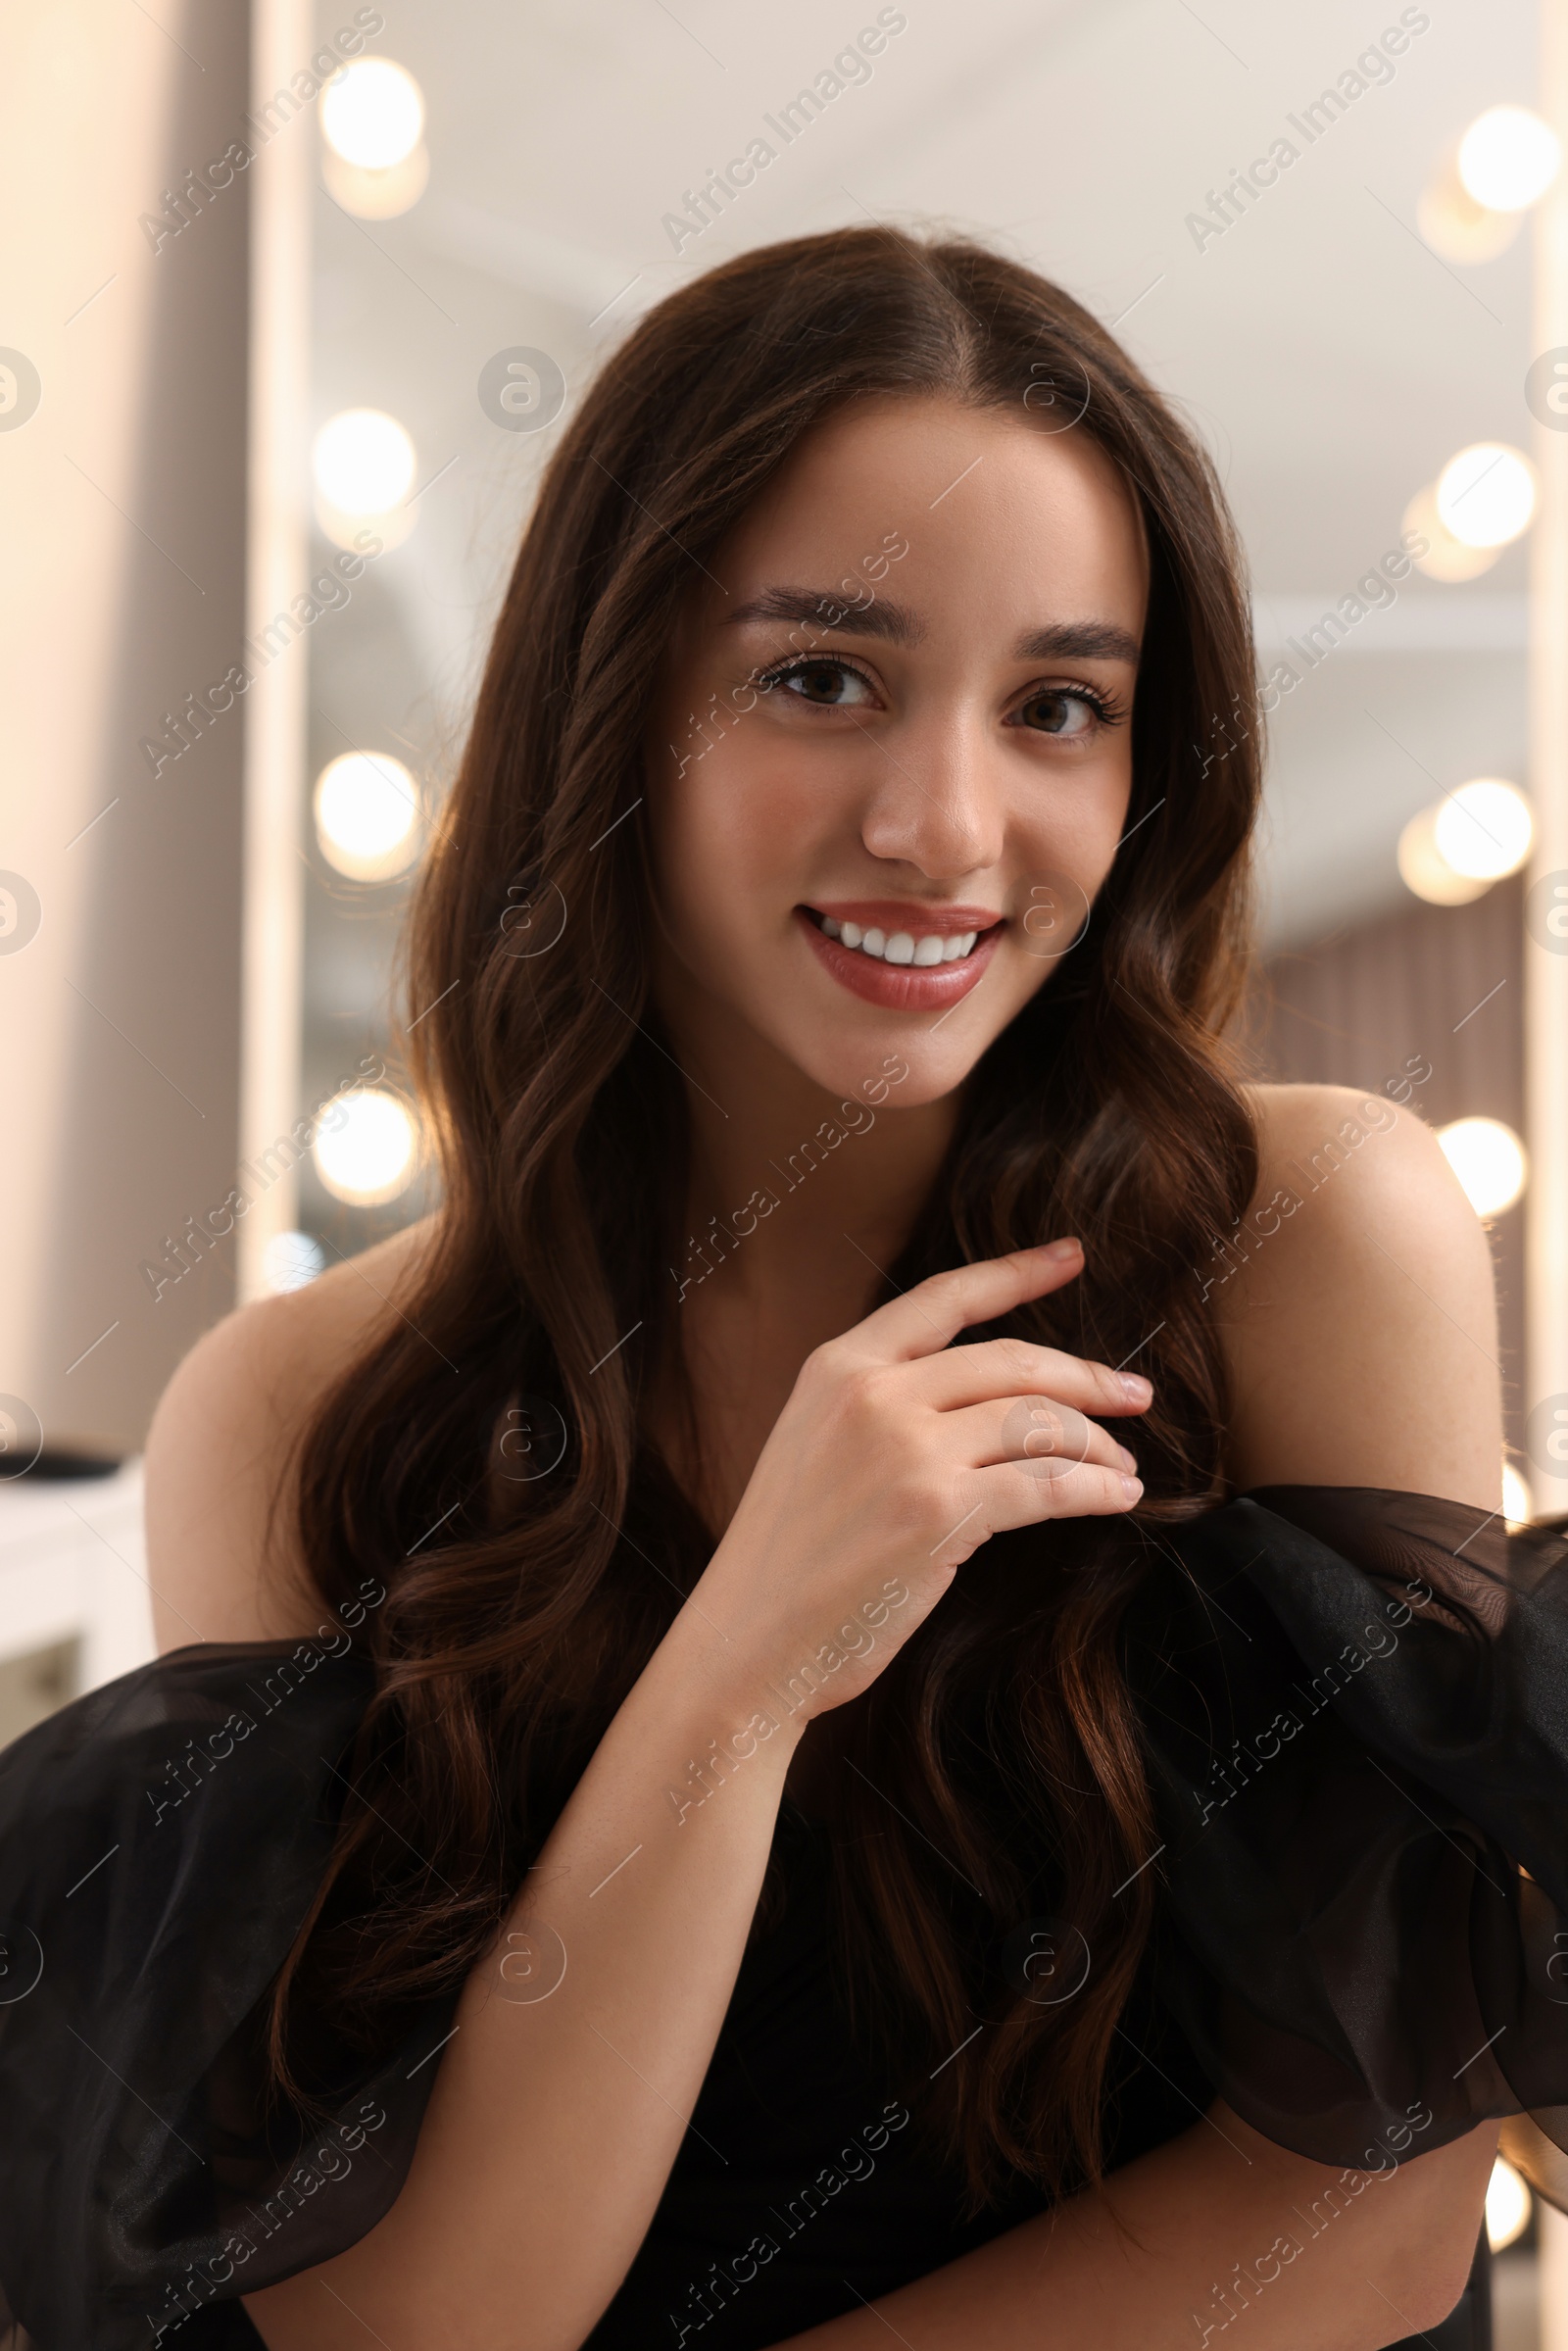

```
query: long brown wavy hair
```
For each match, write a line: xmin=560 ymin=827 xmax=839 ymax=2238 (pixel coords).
xmin=271 ymin=225 xmax=1262 ymax=2214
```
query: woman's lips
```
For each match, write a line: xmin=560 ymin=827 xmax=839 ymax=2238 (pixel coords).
xmin=794 ymin=906 xmax=1003 ymax=1010
xmin=808 ymin=900 xmax=1002 ymax=935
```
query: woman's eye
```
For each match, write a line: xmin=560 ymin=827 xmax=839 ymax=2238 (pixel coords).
xmin=766 ymin=659 xmax=876 ymax=708
xmin=1015 ymin=689 xmax=1102 ymax=738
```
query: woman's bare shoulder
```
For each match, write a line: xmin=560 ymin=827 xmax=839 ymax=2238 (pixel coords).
xmin=1209 ymin=1080 xmax=1501 ymax=1506
xmin=142 ymin=1217 xmax=440 ymax=1652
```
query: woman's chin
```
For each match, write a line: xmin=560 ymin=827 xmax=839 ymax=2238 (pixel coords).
xmin=760 ymin=1025 xmax=992 ymax=1114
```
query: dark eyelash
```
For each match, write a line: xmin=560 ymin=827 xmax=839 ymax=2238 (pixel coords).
xmin=1021 ymin=679 xmax=1129 ymax=728
xmin=754 ymin=653 xmax=876 ymax=695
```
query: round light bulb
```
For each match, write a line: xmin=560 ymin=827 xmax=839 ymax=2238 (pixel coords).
xmin=314 ymin=1089 xmax=418 ymax=1206
xmin=315 ymin=753 xmax=420 ymax=881
xmin=1436 ymin=443 xmax=1537 ymax=550
xmin=321 ymin=141 xmax=429 ymax=220
xmin=312 ymin=409 xmax=416 ymax=517
xmin=320 ymin=59 xmax=425 ymax=171
xmin=1397 ymin=806 xmax=1493 ymax=906
xmin=1401 ymin=484 xmax=1500 ymax=584
xmin=1437 ymin=1117 xmax=1527 ymax=1218
xmin=1486 ymin=2155 xmax=1532 ymax=2251
xmin=1417 ymin=163 xmax=1522 ymax=264
xmin=1457 ymin=105 xmax=1561 ymax=214
xmin=1432 ymin=779 xmax=1533 ymax=882
xmin=263 ymin=1231 xmax=325 ymax=1293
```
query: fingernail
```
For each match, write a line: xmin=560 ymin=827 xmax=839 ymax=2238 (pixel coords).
xmin=1117 ymin=1445 xmax=1138 ymax=1471
xmin=1120 ymin=1474 xmax=1143 ymax=1500
xmin=1043 ymin=1237 xmax=1082 ymax=1260
xmin=1119 ymin=1373 xmax=1152 ymax=1401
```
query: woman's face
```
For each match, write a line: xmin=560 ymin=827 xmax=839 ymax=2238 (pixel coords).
xmin=646 ymin=393 xmax=1150 ymax=1108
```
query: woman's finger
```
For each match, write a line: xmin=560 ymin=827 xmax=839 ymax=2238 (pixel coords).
xmin=912 ymin=1334 xmax=1152 ymax=1420
xmin=1001 ymin=1396 xmax=1126 ymax=1476
xmin=947 ymin=1396 xmax=1136 ymax=1478
xmin=931 ymin=1459 xmax=1144 ymax=1560
xmin=835 ymin=1242 xmax=1087 ymax=1366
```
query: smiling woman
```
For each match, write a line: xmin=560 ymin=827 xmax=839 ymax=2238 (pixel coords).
xmin=0 ymin=225 xmax=1558 ymax=2351
xmin=647 ymin=396 xmax=1145 ymax=1078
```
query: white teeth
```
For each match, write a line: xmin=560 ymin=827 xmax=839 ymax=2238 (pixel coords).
xmin=817 ymin=913 xmax=988 ymax=965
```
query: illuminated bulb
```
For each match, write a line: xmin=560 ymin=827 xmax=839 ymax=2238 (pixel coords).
xmin=1486 ymin=2155 xmax=1532 ymax=2251
xmin=314 ymin=1090 xmax=418 ymax=1206
xmin=1401 ymin=484 xmax=1499 ymax=584
xmin=320 ymin=59 xmax=424 ymax=170
xmin=313 ymin=409 xmax=416 ymax=514
xmin=263 ymin=1231 xmax=325 ymax=1294
xmin=315 ymin=753 xmax=420 ymax=881
xmin=312 ymin=409 xmax=417 ymax=554
xmin=1457 ymin=106 xmax=1562 ymax=213
xmin=1417 ymin=160 xmax=1521 ymax=264
xmin=1503 ymin=1461 xmax=1533 ymax=1530
xmin=1432 ymin=779 xmax=1533 ymax=882
xmin=1397 ymin=806 xmax=1493 ymax=905
xmin=1436 ymin=443 xmax=1537 ymax=550
xmin=318 ymin=61 xmax=427 ymax=225
xmin=321 ymin=141 xmax=429 ymax=220
xmin=1437 ymin=1117 xmax=1527 ymax=1218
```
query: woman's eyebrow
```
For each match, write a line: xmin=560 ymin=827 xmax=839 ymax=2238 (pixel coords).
xmin=725 ymin=586 xmax=924 ymax=643
xmin=722 ymin=590 xmax=1138 ymax=667
xmin=1014 ymin=620 xmax=1141 ymax=664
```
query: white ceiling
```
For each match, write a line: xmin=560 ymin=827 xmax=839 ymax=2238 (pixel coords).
xmin=309 ymin=0 xmax=1540 ymax=955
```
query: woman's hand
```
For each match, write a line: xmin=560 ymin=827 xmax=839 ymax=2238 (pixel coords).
xmin=691 ymin=1239 xmax=1151 ymax=1719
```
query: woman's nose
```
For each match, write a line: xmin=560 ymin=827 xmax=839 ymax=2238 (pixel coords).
xmin=858 ymin=716 xmax=1005 ymax=879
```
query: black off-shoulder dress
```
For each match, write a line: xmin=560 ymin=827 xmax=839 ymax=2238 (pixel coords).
xmin=2 ymin=1484 xmax=1564 ymax=2351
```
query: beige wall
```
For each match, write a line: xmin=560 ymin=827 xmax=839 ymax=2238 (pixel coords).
xmin=0 ymin=0 xmax=250 ymax=1456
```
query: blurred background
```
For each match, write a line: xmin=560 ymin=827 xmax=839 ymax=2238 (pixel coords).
xmin=2 ymin=0 xmax=1567 ymax=2333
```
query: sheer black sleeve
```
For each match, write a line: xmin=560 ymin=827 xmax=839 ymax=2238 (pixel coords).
xmin=0 ymin=1639 xmax=460 ymax=2350
xmin=1129 ymin=1485 xmax=1568 ymax=2189
xmin=5 ymin=1489 xmax=1568 ymax=2348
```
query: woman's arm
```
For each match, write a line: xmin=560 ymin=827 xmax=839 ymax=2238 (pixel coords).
xmin=769 ymin=2100 xmax=1497 ymax=2350
xmin=143 ymin=1236 xmax=813 ymax=2351
xmin=244 ymin=1588 xmax=808 ymax=2351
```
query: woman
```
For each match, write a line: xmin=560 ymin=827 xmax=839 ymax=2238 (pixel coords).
xmin=0 ymin=227 xmax=1560 ymax=2351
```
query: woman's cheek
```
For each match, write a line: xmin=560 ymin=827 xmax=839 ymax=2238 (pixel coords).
xmin=1014 ymin=762 xmax=1131 ymax=904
